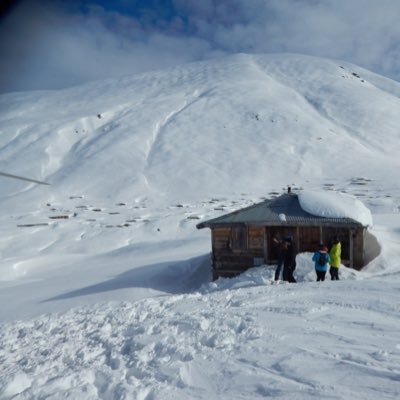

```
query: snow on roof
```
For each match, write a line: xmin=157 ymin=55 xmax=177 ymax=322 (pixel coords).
xmin=298 ymin=190 xmax=373 ymax=227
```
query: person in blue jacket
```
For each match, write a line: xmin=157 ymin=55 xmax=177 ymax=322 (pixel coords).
xmin=312 ymin=244 xmax=330 ymax=282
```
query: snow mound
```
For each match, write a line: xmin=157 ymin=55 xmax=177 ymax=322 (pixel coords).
xmin=298 ymin=190 xmax=373 ymax=227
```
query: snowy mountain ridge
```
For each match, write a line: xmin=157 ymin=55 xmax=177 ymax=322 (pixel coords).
xmin=1 ymin=53 xmax=400 ymax=206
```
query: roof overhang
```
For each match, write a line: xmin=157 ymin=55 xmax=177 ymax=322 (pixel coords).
xmin=197 ymin=220 xmax=364 ymax=229
xmin=196 ymin=193 xmax=366 ymax=230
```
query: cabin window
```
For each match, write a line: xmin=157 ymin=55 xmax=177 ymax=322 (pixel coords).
xmin=230 ymin=227 xmax=247 ymax=250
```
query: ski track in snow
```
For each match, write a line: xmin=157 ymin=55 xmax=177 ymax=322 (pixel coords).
xmin=144 ymin=93 xmax=198 ymax=171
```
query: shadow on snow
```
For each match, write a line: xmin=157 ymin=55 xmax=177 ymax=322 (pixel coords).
xmin=42 ymin=254 xmax=212 ymax=302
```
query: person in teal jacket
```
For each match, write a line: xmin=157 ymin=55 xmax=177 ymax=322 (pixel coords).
xmin=329 ymin=237 xmax=341 ymax=280
xmin=312 ymin=244 xmax=330 ymax=282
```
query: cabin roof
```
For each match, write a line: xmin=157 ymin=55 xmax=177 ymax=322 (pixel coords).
xmin=196 ymin=193 xmax=364 ymax=229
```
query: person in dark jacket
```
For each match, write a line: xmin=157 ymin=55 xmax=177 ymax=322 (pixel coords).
xmin=273 ymin=234 xmax=286 ymax=281
xmin=283 ymin=235 xmax=297 ymax=283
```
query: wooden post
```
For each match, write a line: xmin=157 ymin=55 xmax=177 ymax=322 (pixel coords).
xmin=264 ymin=227 xmax=269 ymax=264
xmin=211 ymin=228 xmax=215 ymax=268
xmin=319 ymin=226 xmax=323 ymax=244
xmin=349 ymin=229 xmax=354 ymax=269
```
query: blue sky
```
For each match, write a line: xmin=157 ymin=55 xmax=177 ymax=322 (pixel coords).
xmin=1 ymin=0 xmax=400 ymax=93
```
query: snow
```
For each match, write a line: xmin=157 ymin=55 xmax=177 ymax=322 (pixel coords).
xmin=1 ymin=263 xmax=400 ymax=399
xmin=298 ymin=190 xmax=374 ymax=226
xmin=278 ymin=213 xmax=287 ymax=222
xmin=1 ymin=53 xmax=400 ymax=399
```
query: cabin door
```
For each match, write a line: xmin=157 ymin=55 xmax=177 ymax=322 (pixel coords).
xmin=298 ymin=227 xmax=320 ymax=253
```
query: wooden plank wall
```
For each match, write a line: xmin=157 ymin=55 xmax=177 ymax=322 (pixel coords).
xmin=210 ymin=225 xmax=365 ymax=279
xmin=211 ymin=227 xmax=264 ymax=278
xmin=212 ymin=228 xmax=231 ymax=250
xmin=248 ymin=226 xmax=264 ymax=249
xmin=298 ymin=227 xmax=320 ymax=253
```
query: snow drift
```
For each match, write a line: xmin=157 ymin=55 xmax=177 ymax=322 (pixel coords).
xmin=298 ymin=190 xmax=373 ymax=226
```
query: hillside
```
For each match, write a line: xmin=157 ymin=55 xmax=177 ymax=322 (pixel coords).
xmin=1 ymin=54 xmax=400 ymax=399
xmin=1 ymin=53 xmax=400 ymax=206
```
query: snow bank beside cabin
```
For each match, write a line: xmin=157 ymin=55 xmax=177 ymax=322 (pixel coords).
xmin=298 ymin=190 xmax=373 ymax=227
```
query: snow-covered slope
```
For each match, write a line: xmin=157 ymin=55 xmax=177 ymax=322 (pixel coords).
xmin=2 ymin=270 xmax=400 ymax=400
xmin=1 ymin=53 xmax=400 ymax=206
xmin=1 ymin=54 xmax=400 ymax=399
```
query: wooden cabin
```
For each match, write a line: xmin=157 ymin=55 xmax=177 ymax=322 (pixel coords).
xmin=197 ymin=191 xmax=368 ymax=280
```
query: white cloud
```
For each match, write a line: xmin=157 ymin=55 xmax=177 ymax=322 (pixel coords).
xmin=1 ymin=0 xmax=400 ymax=92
